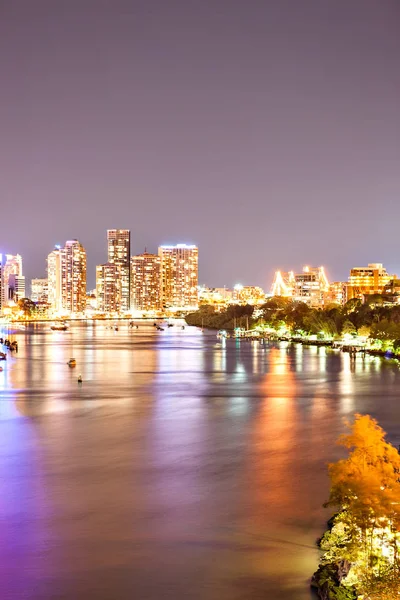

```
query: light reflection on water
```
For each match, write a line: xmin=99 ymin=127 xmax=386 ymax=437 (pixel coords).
xmin=1 ymin=323 xmax=400 ymax=599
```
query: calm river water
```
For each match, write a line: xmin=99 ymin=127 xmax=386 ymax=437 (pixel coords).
xmin=1 ymin=322 xmax=400 ymax=600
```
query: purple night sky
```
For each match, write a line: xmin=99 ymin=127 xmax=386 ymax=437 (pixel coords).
xmin=1 ymin=0 xmax=400 ymax=290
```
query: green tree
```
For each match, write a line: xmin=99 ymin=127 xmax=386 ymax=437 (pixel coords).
xmin=343 ymin=298 xmax=362 ymax=315
xmin=18 ymin=298 xmax=37 ymax=317
xmin=342 ymin=320 xmax=357 ymax=336
xmin=358 ymin=325 xmax=371 ymax=338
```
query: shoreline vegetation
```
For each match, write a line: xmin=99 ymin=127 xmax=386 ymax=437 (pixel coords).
xmin=311 ymin=415 xmax=400 ymax=600
xmin=185 ymin=297 xmax=400 ymax=358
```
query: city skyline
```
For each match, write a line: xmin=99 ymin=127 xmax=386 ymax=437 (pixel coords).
xmin=3 ymin=228 xmax=400 ymax=292
xmin=3 ymin=238 xmax=400 ymax=298
xmin=4 ymin=238 xmax=400 ymax=316
xmin=1 ymin=1 xmax=399 ymax=289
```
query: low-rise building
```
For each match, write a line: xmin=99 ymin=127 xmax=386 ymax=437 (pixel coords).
xmin=198 ymin=286 xmax=231 ymax=308
xmin=384 ymin=278 xmax=400 ymax=297
xmin=345 ymin=263 xmax=396 ymax=302
xmin=327 ymin=281 xmax=346 ymax=305
xmin=271 ymin=266 xmax=330 ymax=307
xmin=233 ymin=285 xmax=266 ymax=305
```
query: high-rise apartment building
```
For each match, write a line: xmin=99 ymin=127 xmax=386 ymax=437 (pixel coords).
xmin=47 ymin=241 xmax=86 ymax=315
xmin=158 ymin=244 xmax=198 ymax=309
xmin=31 ymin=278 xmax=49 ymax=303
xmin=47 ymin=247 xmax=62 ymax=313
xmin=61 ymin=240 xmax=87 ymax=314
xmin=0 ymin=254 xmax=3 ymax=313
xmin=131 ymin=252 xmax=162 ymax=311
xmin=272 ymin=266 xmax=330 ymax=307
xmin=96 ymin=264 xmax=118 ymax=313
xmin=1 ymin=254 xmax=23 ymax=307
xmin=345 ymin=263 xmax=395 ymax=302
xmin=8 ymin=274 xmax=25 ymax=303
xmin=107 ymin=229 xmax=131 ymax=312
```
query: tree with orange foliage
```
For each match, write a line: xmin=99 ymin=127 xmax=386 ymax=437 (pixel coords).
xmin=321 ymin=414 xmax=400 ymax=598
xmin=327 ymin=415 xmax=400 ymax=548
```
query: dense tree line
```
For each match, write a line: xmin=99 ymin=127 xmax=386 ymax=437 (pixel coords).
xmin=186 ymin=296 xmax=400 ymax=348
xmin=185 ymin=303 xmax=254 ymax=330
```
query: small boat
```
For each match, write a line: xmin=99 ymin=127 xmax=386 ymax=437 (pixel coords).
xmin=167 ymin=323 xmax=173 ymax=328
xmin=68 ymin=358 xmax=77 ymax=367
xmin=51 ymin=323 xmax=68 ymax=331
xmin=78 ymin=374 xmax=83 ymax=384
xmin=114 ymin=326 xmax=119 ymax=331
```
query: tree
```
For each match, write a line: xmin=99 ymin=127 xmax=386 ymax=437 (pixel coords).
xmin=342 ymin=320 xmax=357 ymax=336
xmin=18 ymin=298 xmax=37 ymax=317
xmin=303 ymin=311 xmax=338 ymax=337
xmin=370 ymin=320 xmax=400 ymax=345
xmin=327 ymin=415 xmax=400 ymax=562
xmin=358 ymin=325 xmax=371 ymax=338
xmin=318 ymin=415 xmax=400 ymax=599
xmin=365 ymin=294 xmax=386 ymax=307
xmin=343 ymin=298 xmax=362 ymax=315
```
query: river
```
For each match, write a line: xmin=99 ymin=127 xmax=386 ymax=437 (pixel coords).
xmin=0 ymin=322 xmax=400 ymax=599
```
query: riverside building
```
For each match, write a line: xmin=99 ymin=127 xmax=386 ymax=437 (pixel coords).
xmin=7 ymin=274 xmax=25 ymax=303
xmin=232 ymin=284 xmax=266 ymax=305
xmin=1 ymin=254 xmax=23 ymax=307
xmin=60 ymin=240 xmax=87 ymax=315
xmin=47 ymin=241 xmax=87 ymax=315
xmin=131 ymin=252 xmax=162 ymax=312
xmin=0 ymin=255 xmax=3 ymax=313
xmin=107 ymin=229 xmax=131 ymax=312
xmin=272 ymin=266 xmax=330 ymax=307
xmin=31 ymin=278 xmax=49 ymax=303
xmin=96 ymin=263 xmax=119 ymax=313
xmin=158 ymin=244 xmax=198 ymax=310
xmin=198 ymin=286 xmax=232 ymax=308
xmin=327 ymin=281 xmax=346 ymax=305
xmin=345 ymin=263 xmax=396 ymax=302
xmin=47 ymin=247 xmax=62 ymax=313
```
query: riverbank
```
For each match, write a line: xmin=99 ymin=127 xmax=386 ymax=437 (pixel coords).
xmin=2 ymin=316 xmax=184 ymax=325
xmin=210 ymin=324 xmax=400 ymax=362
xmin=186 ymin=298 xmax=400 ymax=357
xmin=311 ymin=415 xmax=400 ymax=600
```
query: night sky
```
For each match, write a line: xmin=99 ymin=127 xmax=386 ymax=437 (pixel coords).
xmin=1 ymin=0 xmax=400 ymax=290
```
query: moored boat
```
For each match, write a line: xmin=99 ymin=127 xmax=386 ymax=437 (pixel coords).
xmin=51 ymin=322 xmax=68 ymax=331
